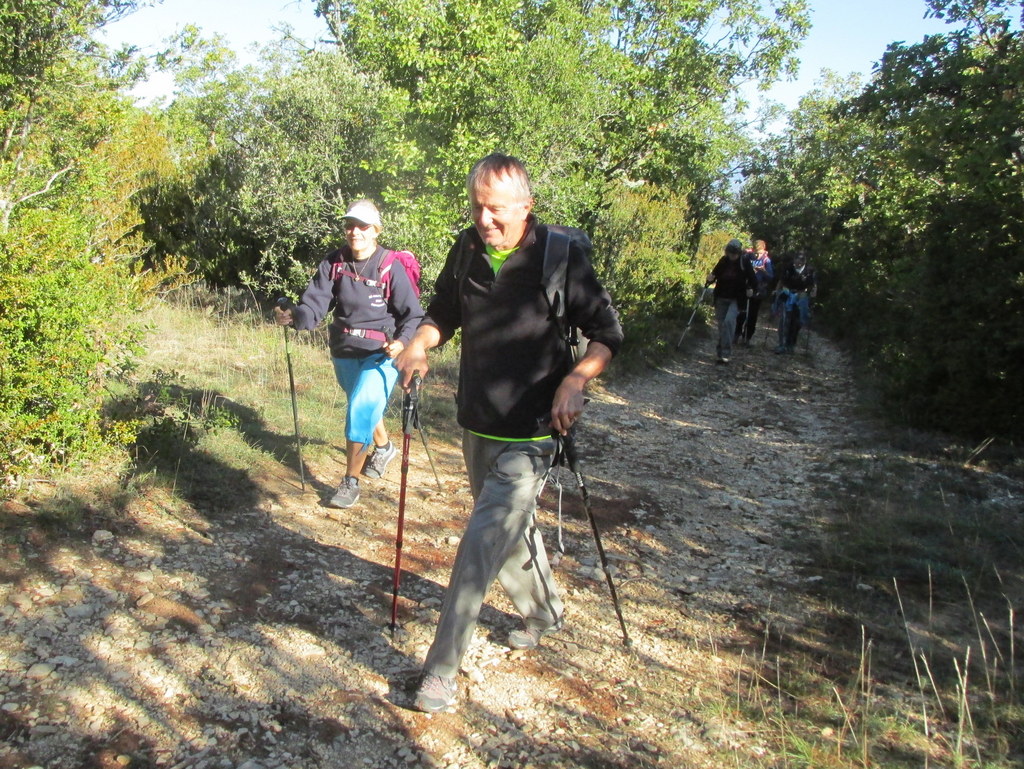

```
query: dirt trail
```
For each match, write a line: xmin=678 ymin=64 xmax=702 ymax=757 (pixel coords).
xmin=1 ymin=322 xmax=870 ymax=769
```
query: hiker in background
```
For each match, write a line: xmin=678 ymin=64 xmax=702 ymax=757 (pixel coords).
xmin=774 ymin=251 xmax=817 ymax=353
xmin=274 ymin=199 xmax=424 ymax=508
xmin=707 ymin=238 xmax=756 ymax=364
xmin=394 ymin=153 xmax=623 ymax=714
xmin=734 ymin=239 xmax=773 ymax=345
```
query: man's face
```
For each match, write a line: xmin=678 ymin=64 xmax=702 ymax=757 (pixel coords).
xmin=470 ymin=173 xmax=533 ymax=251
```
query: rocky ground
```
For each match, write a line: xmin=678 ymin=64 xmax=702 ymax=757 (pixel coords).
xmin=1 ymin=320 xmax=1018 ymax=769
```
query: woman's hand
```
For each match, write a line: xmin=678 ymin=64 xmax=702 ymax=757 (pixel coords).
xmin=383 ymin=340 xmax=405 ymax=358
xmin=273 ymin=306 xmax=293 ymax=326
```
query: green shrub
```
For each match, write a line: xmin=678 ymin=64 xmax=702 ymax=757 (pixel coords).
xmin=0 ymin=209 xmax=145 ymax=487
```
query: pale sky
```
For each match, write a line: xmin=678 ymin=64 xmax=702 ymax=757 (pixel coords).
xmin=101 ymin=0 xmax=954 ymax=107
xmin=765 ymin=0 xmax=949 ymax=108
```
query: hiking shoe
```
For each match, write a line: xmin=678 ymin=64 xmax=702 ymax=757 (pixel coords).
xmin=413 ymin=674 xmax=457 ymax=713
xmin=508 ymin=620 xmax=563 ymax=650
xmin=328 ymin=476 xmax=360 ymax=508
xmin=716 ymin=356 xmax=730 ymax=365
xmin=363 ymin=441 xmax=397 ymax=479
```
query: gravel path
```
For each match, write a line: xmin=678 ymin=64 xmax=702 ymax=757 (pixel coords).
xmin=1 ymin=324 xmax=877 ymax=769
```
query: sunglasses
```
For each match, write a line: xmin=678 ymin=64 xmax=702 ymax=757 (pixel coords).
xmin=343 ymin=220 xmax=374 ymax=231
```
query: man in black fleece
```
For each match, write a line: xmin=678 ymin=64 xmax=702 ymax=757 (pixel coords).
xmin=395 ymin=153 xmax=623 ymax=713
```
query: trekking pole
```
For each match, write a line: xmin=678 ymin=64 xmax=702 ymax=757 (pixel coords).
xmin=539 ymin=442 xmax=568 ymax=556
xmin=276 ymin=298 xmax=305 ymax=490
xmin=763 ymin=291 xmax=777 ymax=349
xmin=390 ymin=372 xmax=421 ymax=636
xmin=557 ymin=430 xmax=631 ymax=647
xmin=392 ymin=370 xmax=442 ymax=491
xmin=674 ymin=284 xmax=711 ymax=350
xmin=415 ymin=412 xmax=444 ymax=492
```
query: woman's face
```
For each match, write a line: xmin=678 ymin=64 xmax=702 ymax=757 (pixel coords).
xmin=345 ymin=221 xmax=379 ymax=253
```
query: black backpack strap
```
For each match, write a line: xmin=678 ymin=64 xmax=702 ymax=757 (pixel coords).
xmin=451 ymin=230 xmax=479 ymax=293
xmin=542 ymin=228 xmax=570 ymax=321
xmin=542 ymin=227 xmax=578 ymax=353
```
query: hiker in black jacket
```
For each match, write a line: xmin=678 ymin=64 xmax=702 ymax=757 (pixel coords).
xmin=707 ymin=239 xmax=756 ymax=363
xmin=774 ymin=252 xmax=817 ymax=353
xmin=395 ymin=153 xmax=623 ymax=713
xmin=274 ymin=199 xmax=424 ymax=508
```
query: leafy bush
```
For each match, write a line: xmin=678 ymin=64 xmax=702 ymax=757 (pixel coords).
xmin=590 ymin=184 xmax=698 ymax=328
xmin=0 ymin=208 xmax=145 ymax=485
xmin=738 ymin=6 xmax=1024 ymax=439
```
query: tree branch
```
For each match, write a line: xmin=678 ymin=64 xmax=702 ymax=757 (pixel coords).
xmin=14 ymin=164 xmax=75 ymax=207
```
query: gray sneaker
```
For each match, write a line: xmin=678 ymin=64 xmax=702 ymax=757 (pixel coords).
xmin=508 ymin=619 xmax=563 ymax=650
xmin=328 ymin=476 xmax=360 ymax=508
xmin=363 ymin=441 xmax=397 ymax=479
xmin=413 ymin=673 xmax=457 ymax=713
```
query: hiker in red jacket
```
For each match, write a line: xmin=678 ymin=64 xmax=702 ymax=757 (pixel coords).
xmin=274 ymin=199 xmax=424 ymax=508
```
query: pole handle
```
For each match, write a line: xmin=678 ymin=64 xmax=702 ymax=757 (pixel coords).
xmin=403 ymin=371 xmax=421 ymax=435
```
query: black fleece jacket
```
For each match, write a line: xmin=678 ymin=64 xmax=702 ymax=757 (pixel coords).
xmin=423 ymin=218 xmax=623 ymax=439
xmin=710 ymin=253 xmax=757 ymax=302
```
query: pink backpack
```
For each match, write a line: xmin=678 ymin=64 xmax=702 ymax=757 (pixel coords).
xmin=381 ymin=250 xmax=422 ymax=299
xmin=331 ymin=249 xmax=422 ymax=300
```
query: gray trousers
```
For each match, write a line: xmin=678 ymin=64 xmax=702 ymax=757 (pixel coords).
xmin=422 ymin=431 xmax=564 ymax=678
xmin=715 ymin=297 xmax=739 ymax=358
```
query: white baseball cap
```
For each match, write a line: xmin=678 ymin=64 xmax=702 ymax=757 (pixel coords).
xmin=342 ymin=199 xmax=382 ymax=228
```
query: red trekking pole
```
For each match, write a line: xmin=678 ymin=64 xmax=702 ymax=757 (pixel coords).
xmin=390 ymin=372 xmax=421 ymax=636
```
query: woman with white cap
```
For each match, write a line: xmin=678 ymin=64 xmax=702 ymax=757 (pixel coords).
xmin=274 ymin=199 xmax=424 ymax=508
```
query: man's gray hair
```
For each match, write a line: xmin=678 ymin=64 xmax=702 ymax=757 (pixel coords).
xmin=467 ymin=153 xmax=533 ymax=202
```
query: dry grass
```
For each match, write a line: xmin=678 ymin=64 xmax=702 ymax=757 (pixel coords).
xmin=720 ymin=445 xmax=1024 ymax=768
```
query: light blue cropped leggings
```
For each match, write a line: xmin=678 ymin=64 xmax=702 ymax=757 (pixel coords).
xmin=331 ymin=353 xmax=398 ymax=447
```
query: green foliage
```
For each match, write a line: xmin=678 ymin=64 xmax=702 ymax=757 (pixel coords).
xmin=0 ymin=207 xmax=145 ymax=482
xmin=148 ymin=0 xmax=809 ymax=313
xmin=0 ymin=0 xmax=170 ymax=487
xmin=129 ymin=370 xmax=242 ymax=460
xmin=737 ymin=1 xmax=1024 ymax=438
xmin=735 ymin=73 xmax=868 ymax=257
xmin=139 ymin=47 xmax=428 ymax=292
xmin=590 ymin=182 xmax=695 ymax=323
xmin=321 ymin=0 xmax=809 ymax=234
